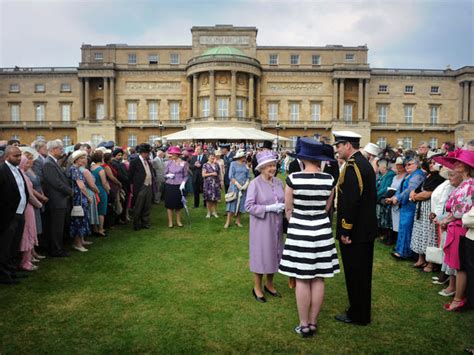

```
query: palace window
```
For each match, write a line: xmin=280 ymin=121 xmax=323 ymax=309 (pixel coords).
xmin=236 ymin=98 xmax=245 ymax=118
xmin=430 ymin=105 xmax=439 ymax=125
xmin=404 ymin=104 xmax=414 ymax=124
xmin=405 ymin=85 xmax=414 ymax=94
xmin=170 ymin=53 xmax=180 ymax=65
xmin=378 ymin=85 xmax=388 ymax=93
xmin=403 ymin=137 xmax=413 ymax=149
xmin=311 ymin=102 xmax=321 ymax=121
xmin=61 ymin=103 xmax=71 ymax=122
xmin=268 ymin=102 xmax=278 ymax=121
xmin=169 ymin=101 xmax=180 ymax=121
xmin=128 ymin=53 xmax=137 ymax=65
xmin=127 ymin=102 xmax=137 ymax=121
xmin=343 ymin=104 xmax=353 ymax=123
xmin=60 ymin=83 xmax=71 ymax=92
xmin=91 ymin=134 xmax=104 ymax=147
xmin=312 ymin=55 xmax=321 ymax=65
xmin=201 ymin=97 xmax=210 ymax=118
xmin=377 ymin=104 xmax=388 ymax=124
xmin=62 ymin=135 xmax=72 ymax=147
xmin=94 ymin=52 xmax=103 ymax=61
xmin=149 ymin=54 xmax=159 ymax=65
xmin=290 ymin=54 xmax=300 ymax=65
xmin=10 ymin=103 xmax=20 ymax=122
xmin=377 ymin=137 xmax=387 ymax=149
xmin=35 ymin=84 xmax=45 ymax=93
xmin=291 ymin=136 xmax=298 ymax=149
xmin=128 ymin=135 xmax=137 ymax=147
xmin=429 ymin=137 xmax=438 ymax=149
xmin=289 ymin=102 xmax=300 ymax=122
xmin=269 ymin=54 xmax=278 ymax=65
xmin=96 ymin=102 xmax=104 ymax=120
xmin=35 ymin=103 xmax=45 ymax=121
xmin=345 ymin=53 xmax=355 ymax=61
xmin=149 ymin=135 xmax=159 ymax=145
xmin=431 ymin=86 xmax=440 ymax=94
xmin=217 ymin=97 xmax=229 ymax=118
xmin=148 ymin=101 xmax=159 ymax=121
xmin=9 ymin=83 xmax=20 ymax=93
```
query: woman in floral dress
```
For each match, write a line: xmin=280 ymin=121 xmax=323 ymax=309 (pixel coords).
xmin=202 ymin=153 xmax=221 ymax=218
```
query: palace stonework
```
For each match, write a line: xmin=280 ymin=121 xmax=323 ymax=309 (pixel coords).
xmin=1 ymin=25 xmax=473 ymax=148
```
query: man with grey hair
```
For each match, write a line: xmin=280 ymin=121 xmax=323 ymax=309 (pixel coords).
xmin=31 ymin=139 xmax=48 ymax=179
xmin=417 ymin=141 xmax=429 ymax=160
xmin=42 ymin=140 xmax=73 ymax=257
xmin=152 ymin=150 xmax=166 ymax=204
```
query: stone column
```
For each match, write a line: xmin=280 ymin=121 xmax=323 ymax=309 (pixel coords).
xmin=463 ymin=81 xmax=469 ymax=122
xmin=338 ymin=79 xmax=345 ymax=120
xmin=256 ymin=77 xmax=261 ymax=118
xmin=358 ymin=78 xmax=363 ymax=121
xmin=209 ymin=71 xmax=215 ymax=120
xmin=85 ymin=78 xmax=90 ymax=119
xmin=79 ymin=78 xmax=84 ymax=119
xmin=470 ymin=81 xmax=474 ymax=122
xmin=192 ymin=74 xmax=198 ymax=118
xmin=187 ymin=76 xmax=192 ymax=119
xmin=364 ymin=79 xmax=370 ymax=120
xmin=231 ymin=71 xmax=237 ymax=118
xmin=110 ymin=78 xmax=115 ymax=120
xmin=459 ymin=82 xmax=464 ymax=122
xmin=103 ymin=77 xmax=109 ymax=119
xmin=249 ymin=74 xmax=254 ymax=118
xmin=332 ymin=79 xmax=338 ymax=120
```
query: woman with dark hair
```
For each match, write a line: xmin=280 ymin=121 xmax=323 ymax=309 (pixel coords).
xmin=90 ymin=150 xmax=110 ymax=237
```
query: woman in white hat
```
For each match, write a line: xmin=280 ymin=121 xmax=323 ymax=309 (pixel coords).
xmin=224 ymin=150 xmax=250 ymax=229
xmin=384 ymin=157 xmax=406 ymax=245
xmin=363 ymin=143 xmax=381 ymax=173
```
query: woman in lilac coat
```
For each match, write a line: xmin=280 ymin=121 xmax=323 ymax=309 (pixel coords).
xmin=246 ymin=150 xmax=285 ymax=303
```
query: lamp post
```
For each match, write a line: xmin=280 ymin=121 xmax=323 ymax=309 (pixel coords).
xmin=159 ymin=120 xmax=163 ymax=142
xmin=275 ymin=121 xmax=280 ymax=152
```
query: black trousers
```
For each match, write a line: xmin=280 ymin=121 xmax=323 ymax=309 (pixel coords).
xmin=46 ymin=207 xmax=67 ymax=255
xmin=340 ymin=241 xmax=374 ymax=323
xmin=192 ymin=179 xmax=202 ymax=208
xmin=464 ymin=237 xmax=474 ymax=308
xmin=0 ymin=214 xmax=24 ymax=278
xmin=133 ymin=185 xmax=152 ymax=228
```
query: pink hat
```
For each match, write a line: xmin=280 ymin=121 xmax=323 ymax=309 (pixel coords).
xmin=433 ymin=148 xmax=474 ymax=170
xmin=255 ymin=150 xmax=278 ymax=171
xmin=167 ymin=146 xmax=182 ymax=155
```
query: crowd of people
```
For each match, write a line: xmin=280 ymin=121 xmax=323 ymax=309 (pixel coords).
xmin=0 ymin=134 xmax=473 ymax=339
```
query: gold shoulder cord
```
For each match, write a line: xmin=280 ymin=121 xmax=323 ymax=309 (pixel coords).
xmin=336 ymin=159 xmax=363 ymax=196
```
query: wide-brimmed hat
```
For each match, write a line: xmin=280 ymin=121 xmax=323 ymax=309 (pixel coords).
xmin=255 ymin=150 xmax=278 ymax=171
xmin=167 ymin=146 xmax=182 ymax=155
xmin=433 ymin=149 xmax=474 ymax=170
xmin=363 ymin=142 xmax=382 ymax=157
xmin=233 ymin=149 xmax=246 ymax=160
xmin=71 ymin=150 xmax=87 ymax=162
xmin=395 ymin=157 xmax=405 ymax=165
xmin=214 ymin=149 xmax=223 ymax=156
xmin=296 ymin=137 xmax=335 ymax=162
xmin=20 ymin=146 xmax=39 ymax=160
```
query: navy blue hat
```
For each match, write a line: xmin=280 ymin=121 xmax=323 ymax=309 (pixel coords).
xmin=104 ymin=141 xmax=115 ymax=149
xmin=296 ymin=138 xmax=335 ymax=162
xmin=97 ymin=141 xmax=106 ymax=148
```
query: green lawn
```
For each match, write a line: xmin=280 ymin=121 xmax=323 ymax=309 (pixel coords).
xmin=1 ymin=202 xmax=473 ymax=353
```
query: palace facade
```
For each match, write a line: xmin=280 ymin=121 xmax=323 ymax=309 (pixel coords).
xmin=1 ymin=25 xmax=473 ymax=149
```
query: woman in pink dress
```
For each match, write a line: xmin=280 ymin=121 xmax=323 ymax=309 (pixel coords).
xmin=19 ymin=152 xmax=43 ymax=271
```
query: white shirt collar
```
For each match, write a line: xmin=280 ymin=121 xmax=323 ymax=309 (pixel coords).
xmin=48 ymin=154 xmax=58 ymax=163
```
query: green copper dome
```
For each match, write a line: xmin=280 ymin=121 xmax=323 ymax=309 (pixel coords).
xmin=200 ymin=46 xmax=247 ymax=57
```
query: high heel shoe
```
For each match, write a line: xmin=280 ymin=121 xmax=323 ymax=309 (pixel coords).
xmin=444 ymin=298 xmax=466 ymax=311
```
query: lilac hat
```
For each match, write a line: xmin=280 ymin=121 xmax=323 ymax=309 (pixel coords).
xmin=255 ymin=150 xmax=278 ymax=171
xmin=167 ymin=146 xmax=182 ymax=155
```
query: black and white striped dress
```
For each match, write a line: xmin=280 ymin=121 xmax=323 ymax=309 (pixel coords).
xmin=279 ymin=172 xmax=340 ymax=279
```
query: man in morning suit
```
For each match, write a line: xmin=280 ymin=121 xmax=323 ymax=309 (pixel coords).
xmin=129 ymin=143 xmax=154 ymax=231
xmin=221 ymin=144 xmax=234 ymax=193
xmin=0 ymin=146 xmax=29 ymax=284
xmin=189 ymin=146 xmax=208 ymax=208
xmin=42 ymin=140 xmax=73 ymax=257
xmin=334 ymin=131 xmax=377 ymax=325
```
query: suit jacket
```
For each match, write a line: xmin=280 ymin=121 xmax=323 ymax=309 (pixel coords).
xmin=223 ymin=152 xmax=235 ymax=186
xmin=0 ymin=162 xmax=29 ymax=232
xmin=189 ymin=154 xmax=208 ymax=184
xmin=288 ymin=159 xmax=302 ymax=174
xmin=32 ymin=154 xmax=46 ymax=181
xmin=42 ymin=156 xmax=73 ymax=209
xmin=336 ymin=151 xmax=377 ymax=244
xmin=152 ymin=157 xmax=166 ymax=182
xmin=129 ymin=156 xmax=154 ymax=206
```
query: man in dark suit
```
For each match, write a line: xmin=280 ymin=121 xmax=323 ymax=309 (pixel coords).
xmin=42 ymin=140 xmax=73 ymax=257
xmin=0 ymin=146 xmax=29 ymax=284
xmin=129 ymin=143 xmax=154 ymax=231
xmin=221 ymin=144 xmax=234 ymax=193
xmin=189 ymin=146 xmax=208 ymax=208
xmin=334 ymin=131 xmax=377 ymax=326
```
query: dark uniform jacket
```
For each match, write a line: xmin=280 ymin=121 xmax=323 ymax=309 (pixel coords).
xmin=336 ymin=150 xmax=377 ymax=244
xmin=129 ymin=156 xmax=154 ymax=207
xmin=0 ymin=162 xmax=29 ymax=232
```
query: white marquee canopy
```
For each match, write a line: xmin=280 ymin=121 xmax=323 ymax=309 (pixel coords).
xmin=163 ymin=127 xmax=289 ymax=142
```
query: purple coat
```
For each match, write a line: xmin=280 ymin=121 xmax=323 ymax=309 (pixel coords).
xmin=246 ymin=175 xmax=285 ymax=274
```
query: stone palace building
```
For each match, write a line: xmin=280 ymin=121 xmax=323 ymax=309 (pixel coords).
xmin=1 ymin=25 xmax=473 ymax=149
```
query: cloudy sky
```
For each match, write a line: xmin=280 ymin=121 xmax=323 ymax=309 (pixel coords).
xmin=0 ymin=0 xmax=472 ymax=69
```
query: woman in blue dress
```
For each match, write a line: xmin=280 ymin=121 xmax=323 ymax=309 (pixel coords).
xmin=224 ymin=150 xmax=250 ymax=229
xmin=90 ymin=150 xmax=110 ymax=237
xmin=387 ymin=156 xmax=425 ymax=259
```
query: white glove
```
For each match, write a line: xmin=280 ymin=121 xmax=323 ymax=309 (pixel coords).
xmin=265 ymin=203 xmax=285 ymax=213
xmin=165 ymin=173 xmax=175 ymax=179
xmin=179 ymin=181 xmax=186 ymax=191
xmin=276 ymin=203 xmax=285 ymax=213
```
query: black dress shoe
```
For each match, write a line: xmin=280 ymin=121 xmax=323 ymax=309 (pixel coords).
xmin=50 ymin=250 xmax=70 ymax=257
xmin=335 ymin=313 xmax=369 ymax=326
xmin=252 ymin=288 xmax=267 ymax=303
xmin=264 ymin=285 xmax=281 ymax=297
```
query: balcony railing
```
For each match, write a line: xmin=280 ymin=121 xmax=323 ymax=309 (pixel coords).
xmin=0 ymin=120 xmax=77 ymax=128
xmin=262 ymin=120 xmax=333 ymax=129
xmin=115 ymin=120 xmax=185 ymax=129
xmin=0 ymin=67 xmax=77 ymax=73
xmin=185 ymin=116 xmax=262 ymax=124
xmin=371 ymin=122 xmax=457 ymax=131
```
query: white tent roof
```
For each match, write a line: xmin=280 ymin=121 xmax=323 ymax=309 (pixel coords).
xmin=163 ymin=127 xmax=289 ymax=141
